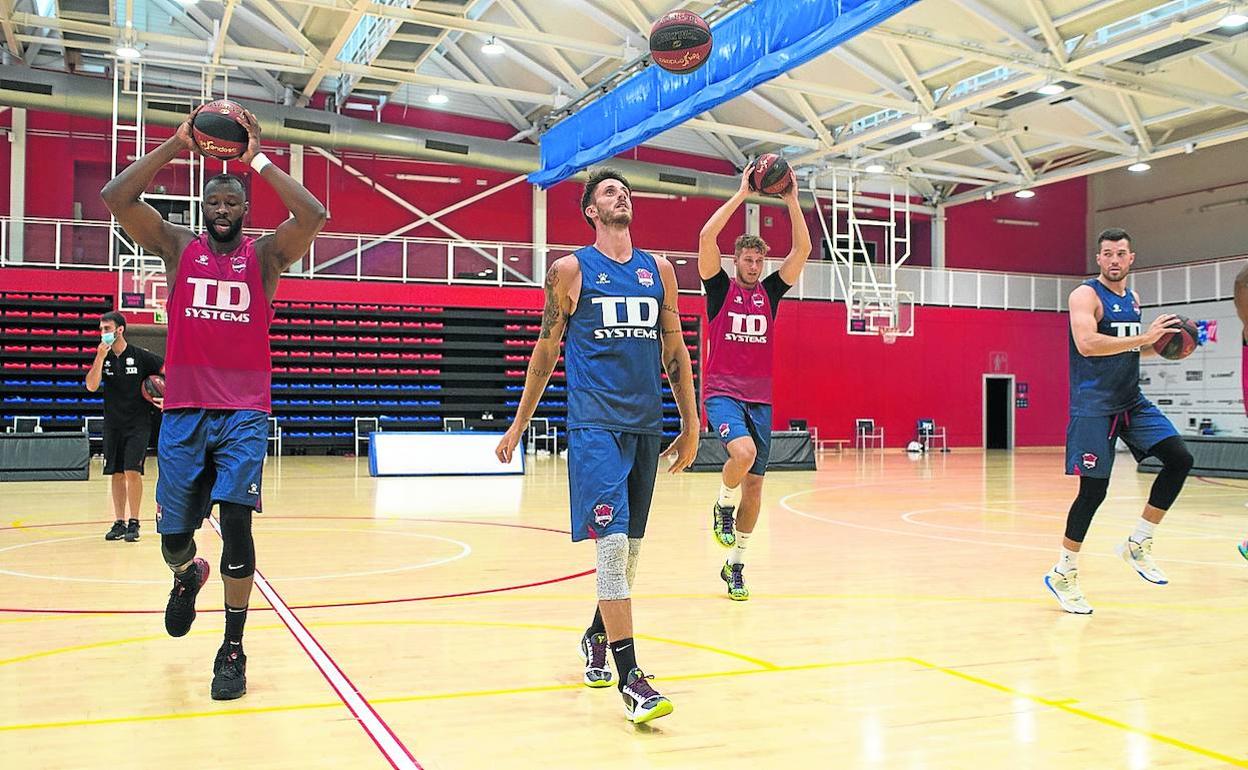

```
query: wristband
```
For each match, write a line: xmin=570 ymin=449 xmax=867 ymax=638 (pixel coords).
xmin=250 ymin=152 xmax=272 ymax=174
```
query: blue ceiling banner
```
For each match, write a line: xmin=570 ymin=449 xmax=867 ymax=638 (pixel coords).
xmin=529 ymin=0 xmax=921 ymax=189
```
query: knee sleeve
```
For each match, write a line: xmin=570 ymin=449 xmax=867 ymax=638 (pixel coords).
xmin=595 ymin=533 xmax=629 ymax=600
xmin=218 ymin=503 xmax=255 ymax=579
xmin=625 ymin=538 xmax=642 ymax=589
xmin=1064 ymin=476 xmax=1109 ymax=543
xmin=160 ymin=532 xmax=196 ymax=569
xmin=1147 ymin=436 xmax=1192 ymax=511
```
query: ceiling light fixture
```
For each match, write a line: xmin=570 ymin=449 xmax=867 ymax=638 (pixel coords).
xmin=911 ymin=119 xmax=934 ymax=132
xmin=115 ymin=44 xmax=141 ymax=60
xmin=1219 ymin=11 xmax=1248 ymax=28
xmin=1127 ymin=161 xmax=1151 ymax=173
xmin=426 ymin=89 xmax=448 ymax=105
xmin=1037 ymin=83 xmax=1066 ymax=96
xmin=481 ymin=37 xmax=505 ymax=55
xmin=1014 ymin=189 xmax=1036 ymax=199
xmin=863 ymin=163 xmax=886 ymax=174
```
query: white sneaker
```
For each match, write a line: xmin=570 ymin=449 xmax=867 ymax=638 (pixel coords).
xmin=579 ymin=632 xmax=612 ymax=688
xmin=1044 ymin=568 xmax=1093 ymax=614
xmin=1116 ymin=537 xmax=1168 ymax=584
xmin=620 ymin=668 xmax=673 ymax=724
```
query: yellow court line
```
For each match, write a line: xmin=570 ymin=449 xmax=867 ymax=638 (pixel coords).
xmin=0 ymin=625 xmax=286 ymax=667
xmin=0 ymin=657 xmax=906 ymax=733
xmin=410 ymin=591 xmax=1248 ymax=613
xmin=306 ymin=618 xmax=781 ymax=670
xmin=0 ymin=699 xmax=347 ymax=733
xmin=908 ymin=657 xmax=1248 ymax=768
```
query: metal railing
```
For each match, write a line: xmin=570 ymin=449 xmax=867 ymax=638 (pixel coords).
xmin=2 ymin=217 xmax=1243 ymax=311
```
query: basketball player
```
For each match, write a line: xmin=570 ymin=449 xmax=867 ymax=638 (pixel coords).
xmin=101 ymin=108 xmax=326 ymax=699
xmin=85 ymin=310 xmax=164 ymax=543
xmin=1235 ymin=266 xmax=1248 ymax=561
xmin=697 ymin=164 xmax=810 ymax=600
xmin=495 ymin=168 xmax=698 ymax=724
xmin=1045 ymin=228 xmax=1193 ymax=614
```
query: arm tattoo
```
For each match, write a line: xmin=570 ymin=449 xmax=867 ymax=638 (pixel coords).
xmin=539 ymin=264 xmax=562 ymax=340
xmin=661 ymin=328 xmax=682 ymax=335
xmin=662 ymin=303 xmax=680 ymax=316
xmin=531 ymin=367 xmax=553 ymax=379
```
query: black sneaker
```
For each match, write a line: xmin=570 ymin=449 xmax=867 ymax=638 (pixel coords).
xmin=105 ymin=521 xmax=127 ymax=541
xmin=211 ymin=642 xmax=248 ymax=700
xmin=124 ymin=519 xmax=140 ymax=542
xmin=165 ymin=557 xmax=210 ymax=638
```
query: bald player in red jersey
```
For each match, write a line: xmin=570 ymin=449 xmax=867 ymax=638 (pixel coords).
xmin=103 ymin=108 xmax=326 ymax=700
xmin=697 ymin=163 xmax=811 ymax=600
xmin=1235 ymin=266 xmax=1248 ymax=562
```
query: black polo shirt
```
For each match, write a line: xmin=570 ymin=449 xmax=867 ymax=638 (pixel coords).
xmin=100 ymin=343 xmax=164 ymax=430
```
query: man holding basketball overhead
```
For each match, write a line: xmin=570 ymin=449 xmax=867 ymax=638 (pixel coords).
xmin=495 ymin=168 xmax=699 ymax=724
xmin=102 ymin=107 xmax=326 ymax=699
xmin=1045 ymin=228 xmax=1193 ymax=614
xmin=697 ymin=162 xmax=810 ymax=601
xmin=85 ymin=310 xmax=164 ymax=543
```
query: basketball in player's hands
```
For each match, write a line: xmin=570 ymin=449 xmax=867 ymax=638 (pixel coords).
xmin=1152 ymin=315 xmax=1200 ymax=360
xmin=141 ymin=374 xmax=165 ymax=405
xmin=192 ymin=100 xmax=249 ymax=160
xmin=749 ymin=154 xmax=794 ymax=196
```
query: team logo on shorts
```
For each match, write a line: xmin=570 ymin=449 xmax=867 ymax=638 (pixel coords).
xmin=248 ymin=483 xmax=259 ymax=495
xmin=1081 ymin=453 xmax=1098 ymax=469
xmin=635 ymin=268 xmax=654 ymax=287
xmin=593 ymin=503 xmax=614 ymax=527
xmin=719 ymin=422 xmax=731 ymax=438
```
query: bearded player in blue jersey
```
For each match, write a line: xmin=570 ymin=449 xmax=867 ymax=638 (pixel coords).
xmin=496 ymin=168 xmax=699 ymax=724
xmin=1045 ymin=228 xmax=1193 ymax=614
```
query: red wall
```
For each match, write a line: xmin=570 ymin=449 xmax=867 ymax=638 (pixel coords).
xmin=945 ymin=177 xmax=1088 ymax=274
xmin=770 ymin=301 xmax=1068 ymax=447
xmin=2 ymin=267 xmax=1068 ymax=447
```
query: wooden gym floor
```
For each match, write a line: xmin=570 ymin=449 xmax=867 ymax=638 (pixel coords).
xmin=1 ymin=449 xmax=1246 ymax=769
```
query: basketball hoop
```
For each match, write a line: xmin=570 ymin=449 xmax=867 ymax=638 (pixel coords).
xmin=880 ymin=327 xmax=899 ymax=345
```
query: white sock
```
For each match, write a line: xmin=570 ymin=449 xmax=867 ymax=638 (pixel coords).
xmin=718 ymin=482 xmax=742 ymax=509
xmin=1055 ymin=547 xmax=1079 ymax=574
xmin=727 ymin=531 xmax=751 ymax=566
xmin=1131 ymin=518 xmax=1157 ymax=543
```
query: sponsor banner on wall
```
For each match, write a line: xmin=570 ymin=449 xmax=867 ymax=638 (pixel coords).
xmin=1139 ymin=299 xmax=1246 ymax=438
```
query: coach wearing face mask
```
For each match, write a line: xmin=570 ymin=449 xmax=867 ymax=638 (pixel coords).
xmin=86 ymin=311 xmax=165 ymax=543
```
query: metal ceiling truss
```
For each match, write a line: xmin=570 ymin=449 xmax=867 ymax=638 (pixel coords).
xmin=0 ymin=0 xmax=1241 ymax=204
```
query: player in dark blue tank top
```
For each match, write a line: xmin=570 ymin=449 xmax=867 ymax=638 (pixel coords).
xmin=1046 ymin=228 xmax=1193 ymax=615
xmin=1067 ymin=278 xmax=1145 ymax=416
xmin=495 ymin=168 xmax=698 ymax=724
xmin=563 ymin=244 xmax=665 ymax=435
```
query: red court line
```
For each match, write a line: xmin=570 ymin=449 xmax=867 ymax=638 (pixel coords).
xmin=207 ymin=517 xmax=421 ymax=770
xmin=0 ymin=517 xmax=592 ymax=614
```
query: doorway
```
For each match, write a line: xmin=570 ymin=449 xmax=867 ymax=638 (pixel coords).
xmin=983 ymin=375 xmax=1015 ymax=449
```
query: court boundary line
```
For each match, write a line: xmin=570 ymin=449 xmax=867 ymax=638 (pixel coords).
xmin=205 ymin=517 xmax=421 ymax=770
xmin=5 ymin=638 xmax=1243 ymax=767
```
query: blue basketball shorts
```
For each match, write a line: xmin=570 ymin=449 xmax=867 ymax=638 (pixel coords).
xmin=1065 ymin=399 xmax=1179 ymax=479
xmin=705 ymin=395 xmax=772 ymax=476
xmin=155 ymin=408 xmax=268 ymax=534
xmin=567 ymin=428 xmax=660 ymax=543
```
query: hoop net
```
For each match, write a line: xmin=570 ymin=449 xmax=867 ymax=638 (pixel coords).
xmin=880 ymin=326 xmax=899 ymax=345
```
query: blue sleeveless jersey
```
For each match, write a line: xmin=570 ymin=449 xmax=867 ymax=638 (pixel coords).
xmin=1069 ymin=279 xmax=1144 ymax=416
xmin=565 ymin=245 xmax=665 ymax=435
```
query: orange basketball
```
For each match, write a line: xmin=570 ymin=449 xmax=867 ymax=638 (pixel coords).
xmin=191 ymin=100 xmax=249 ymax=160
